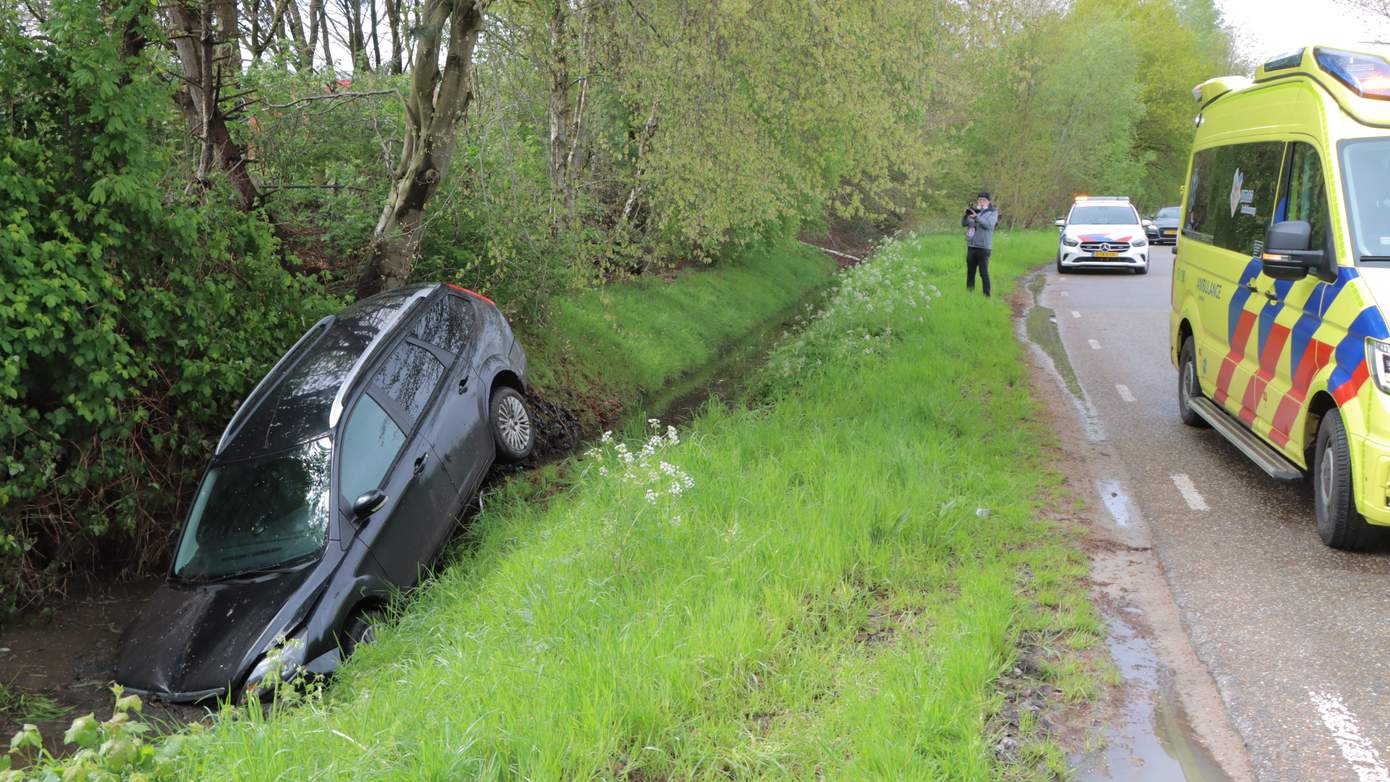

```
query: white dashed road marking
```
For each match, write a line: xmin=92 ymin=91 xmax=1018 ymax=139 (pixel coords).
xmin=1171 ymin=474 xmax=1209 ymax=511
xmin=1071 ymin=310 xmax=1081 ymax=319
xmin=1116 ymin=384 xmax=1136 ymax=402
xmin=1309 ymin=690 xmax=1390 ymax=782
xmin=1088 ymin=339 xmax=1102 ymax=350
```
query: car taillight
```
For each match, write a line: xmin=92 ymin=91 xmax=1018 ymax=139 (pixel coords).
xmin=447 ymin=283 xmax=496 ymax=306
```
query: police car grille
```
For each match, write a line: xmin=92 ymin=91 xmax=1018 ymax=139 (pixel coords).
xmin=1080 ymin=241 xmax=1129 ymax=252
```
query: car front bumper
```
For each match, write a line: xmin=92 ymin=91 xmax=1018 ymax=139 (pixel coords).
xmin=1148 ymin=229 xmax=1178 ymax=245
xmin=1059 ymin=247 xmax=1150 ymax=269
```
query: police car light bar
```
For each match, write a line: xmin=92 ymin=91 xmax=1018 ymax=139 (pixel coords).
xmin=1315 ymin=47 xmax=1390 ymax=100
xmin=1075 ymin=195 xmax=1129 ymax=202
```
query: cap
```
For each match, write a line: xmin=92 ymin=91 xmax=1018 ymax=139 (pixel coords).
xmin=977 ymin=191 xmax=991 ymax=200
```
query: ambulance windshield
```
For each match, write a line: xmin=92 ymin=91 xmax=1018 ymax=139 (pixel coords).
xmin=1342 ymin=138 xmax=1390 ymax=262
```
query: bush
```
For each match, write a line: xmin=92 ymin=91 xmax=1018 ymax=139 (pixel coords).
xmin=0 ymin=3 xmax=339 ymax=615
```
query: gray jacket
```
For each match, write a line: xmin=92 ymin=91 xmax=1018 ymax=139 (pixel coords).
xmin=963 ymin=206 xmax=998 ymax=250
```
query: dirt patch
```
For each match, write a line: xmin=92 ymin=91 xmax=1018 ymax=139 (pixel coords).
xmin=0 ymin=579 xmax=208 ymax=756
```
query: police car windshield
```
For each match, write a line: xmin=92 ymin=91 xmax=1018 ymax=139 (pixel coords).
xmin=1342 ymin=139 xmax=1390 ymax=262
xmin=1070 ymin=205 xmax=1138 ymax=225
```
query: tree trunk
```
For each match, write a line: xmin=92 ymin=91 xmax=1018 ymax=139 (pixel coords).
xmin=545 ymin=0 xmax=574 ymax=232
xmin=356 ymin=0 xmax=487 ymax=298
xmin=285 ymin=0 xmax=312 ymax=68
xmin=385 ymin=0 xmax=402 ymax=73
xmin=369 ymin=0 xmax=382 ymax=70
xmin=168 ymin=0 xmax=260 ymax=210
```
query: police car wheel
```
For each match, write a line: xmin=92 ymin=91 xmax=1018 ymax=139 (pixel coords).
xmin=1056 ymin=257 xmax=1067 ymax=274
xmin=1178 ymin=338 xmax=1208 ymax=428
xmin=1135 ymin=264 xmax=1149 ymax=275
xmin=1313 ymin=409 xmax=1372 ymax=550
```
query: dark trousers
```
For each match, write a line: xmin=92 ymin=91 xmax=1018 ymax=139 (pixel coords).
xmin=966 ymin=246 xmax=992 ymax=296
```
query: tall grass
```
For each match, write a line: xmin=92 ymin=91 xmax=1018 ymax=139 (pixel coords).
xmin=29 ymin=230 xmax=1100 ymax=780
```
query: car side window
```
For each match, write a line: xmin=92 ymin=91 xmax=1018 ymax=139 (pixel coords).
xmin=1282 ymin=142 xmax=1333 ymax=259
xmin=1184 ymin=141 xmax=1284 ymax=256
xmin=412 ymin=295 xmax=476 ymax=356
xmin=371 ymin=342 xmax=445 ymax=428
xmin=339 ymin=394 xmax=405 ymax=504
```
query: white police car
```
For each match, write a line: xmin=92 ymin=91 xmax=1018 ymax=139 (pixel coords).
xmin=1055 ymin=196 xmax=1150 ymax=275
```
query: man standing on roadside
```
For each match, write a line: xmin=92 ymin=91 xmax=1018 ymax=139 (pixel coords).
xmin=962 ymin=191 xmax=998 ymax=297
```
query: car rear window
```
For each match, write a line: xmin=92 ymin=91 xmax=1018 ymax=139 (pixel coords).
xmin=371 ymin=342 xmax=446 ymax=428
xmin=412 ymin=294 xmax=476 ymax=356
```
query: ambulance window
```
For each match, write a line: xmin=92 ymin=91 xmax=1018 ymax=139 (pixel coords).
xmin=1282 ymin=143 xmax=1332 ymax=259
xmin=1341 ymin=138 xmax=1390 ymax=263
xmin=1183 ymin=142 xmax=1283 ymax=257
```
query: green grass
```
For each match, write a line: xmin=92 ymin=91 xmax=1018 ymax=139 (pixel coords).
xmin=113 ymin=229 xmax=1096 ymax=780
xmin=519 ymin=241 xmax=837 ymax=420
xmin=0 ymin=683 xmax=70 ymax=723
xmin=16 ymin=230 xmax=1104 ymax=780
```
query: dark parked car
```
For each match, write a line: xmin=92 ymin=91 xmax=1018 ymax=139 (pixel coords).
xmin=116 ymin=283 xmax=534 ymax=702
xmin=1145 ymin=205 xmax=1180 ymax=245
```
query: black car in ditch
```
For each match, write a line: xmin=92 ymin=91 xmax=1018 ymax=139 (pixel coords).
xmin=1145 ymin=205 xmax=1180 ymax=246
xmin=116 ymin=283 xmax=534 ymax=702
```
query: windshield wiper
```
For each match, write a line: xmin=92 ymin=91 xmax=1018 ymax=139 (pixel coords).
xmin=1361 ymin=256 xmax=1390 ymax=264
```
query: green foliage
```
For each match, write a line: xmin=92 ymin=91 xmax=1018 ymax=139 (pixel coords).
xmin=4 ymin=687 xmax=192 ymax=781
xmin=0 ymin=1 xmax=338 ymax=613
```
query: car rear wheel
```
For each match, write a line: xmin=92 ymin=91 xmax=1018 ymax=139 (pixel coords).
xmin=490 ymin=387 xmax=534 ymax=463
xmin=1314 ymin=409 xmax=1373 ymax=550
xmin=1178 ymin=337 xmax=1207 ymax=428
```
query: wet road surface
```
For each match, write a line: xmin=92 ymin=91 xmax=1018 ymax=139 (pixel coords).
xmin=1042 ymin=247 xmax=1390 ymax=781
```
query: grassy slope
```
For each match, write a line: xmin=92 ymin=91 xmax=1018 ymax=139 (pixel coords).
xmin=519 ymin=241 xmax=836 ymax=421
xmin=141 ymin=230 xmax=1099 ymax=781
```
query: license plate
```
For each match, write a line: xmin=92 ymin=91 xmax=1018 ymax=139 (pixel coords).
xmin=1095 ymin=251 xmax=1119 ymax=258
xmin=1163 ymin=229 xmax=1176 ymax=236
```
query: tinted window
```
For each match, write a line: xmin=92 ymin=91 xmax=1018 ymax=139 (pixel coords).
xmin=1184 ymin=142 xmax=1283 ymax=255
xmin=1341 ymin=138 xmax=1390 ymax=261
xmin=174 ymin=438 xmax=333 ymax=579
xmin=339 ymin=395 xmax=405 ymax=504
xmin=1157 ymin=207 xmax=1180 ymax=219
xmin=412 ymin=295 xmax=476 ymax=356
xmin=1070 ymin=205 xmax=1139 ymax=225
xmin=372 ymin=342 xmax=445 ymax=427
xmin=1282 ymin=142 xmax=1332 ymax=257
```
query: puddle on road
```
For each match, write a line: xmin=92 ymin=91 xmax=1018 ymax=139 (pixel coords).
xmin=1096 ymin=480 xmax=1135 ymax=528
xmin=1018 ymin=272 xmax=1106 ymax=443
xmin=1074 ymin=613 xmax=1232 ymax=782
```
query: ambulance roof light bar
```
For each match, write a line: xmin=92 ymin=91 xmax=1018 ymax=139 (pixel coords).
xmin=1315 ymin=47 xmax=1390 ymax=100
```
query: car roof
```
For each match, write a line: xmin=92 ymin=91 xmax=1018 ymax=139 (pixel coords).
xmin=216 ymin=283 xmax=438 ymax=461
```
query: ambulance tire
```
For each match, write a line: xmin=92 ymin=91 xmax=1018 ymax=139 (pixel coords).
xmin=1314 ymin=409 xmax=1373 ymax=551
xmin=1178 ymin=337 xmax=1208 ymax=428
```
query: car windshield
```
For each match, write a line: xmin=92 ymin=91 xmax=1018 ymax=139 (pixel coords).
xmin=1070 ymin=205 xmax=1138 ymax=225
xmin=1156 ymin=207 xmax=1180 ymax=219
xmin=173 ymin=438 xmax=333 ymax=580
xmin=1341 ymin=138 xmax=1390 ymax=261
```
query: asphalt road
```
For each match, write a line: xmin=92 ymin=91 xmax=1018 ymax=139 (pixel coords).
xmin=1042 ymin=246 xmax=1390 ymax=782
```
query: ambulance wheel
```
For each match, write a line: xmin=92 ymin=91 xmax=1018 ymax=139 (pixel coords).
xmin=1314 ymin=409 xmax=1373 ymax=551
xmin=1178 ymin=337 xmax=1208 ymax=428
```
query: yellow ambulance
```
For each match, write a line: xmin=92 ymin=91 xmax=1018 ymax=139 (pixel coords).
xmin=1171 ymin=46 xmax=1390 ymax=549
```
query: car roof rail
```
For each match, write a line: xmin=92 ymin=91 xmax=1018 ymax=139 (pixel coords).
xmin=328 ymin=286 xmax=436 ymax=428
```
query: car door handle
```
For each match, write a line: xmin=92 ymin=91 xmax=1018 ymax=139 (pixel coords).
xmin=413 ymin=453 xmax=429 ymax=475
xmin=1264 ymin=290 xmax=1278 ymax=302
xmin=1243 ymin=282 xmax=1259 ymax=294
xmin=458 ymin=375 xmax=469 ymax=395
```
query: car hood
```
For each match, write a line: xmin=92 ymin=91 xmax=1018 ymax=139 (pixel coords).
xmin=1065 ymin=224 xmax=1143 ymax=243
xmin=116 ymin=566 xmax=317 ymax=700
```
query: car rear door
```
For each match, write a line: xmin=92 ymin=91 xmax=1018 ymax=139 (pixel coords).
xmin=338 ymin=339 xmax=458 ymax=587
xmin=408 ymin=291 xmax=494 ymax=501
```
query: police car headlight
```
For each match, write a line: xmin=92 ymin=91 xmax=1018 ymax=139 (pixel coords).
xmin=1367 ymin=338 xmax=1390 ymax=394
xmin=1062 ymin=237 xmax=1080 ymax=247
xmin=1133 ymin=238 xmax=1148 ymax=247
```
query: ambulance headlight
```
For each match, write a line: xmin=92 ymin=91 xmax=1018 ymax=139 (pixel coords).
xmin=1062 ymin=237 xmax=1080 ymax=247
xmin=1367 ymin=338 xmax=1390 ymax=394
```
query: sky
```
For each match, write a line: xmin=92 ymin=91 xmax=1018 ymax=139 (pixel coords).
xmin=1218 ymin=0 xmax=1390 ymax=65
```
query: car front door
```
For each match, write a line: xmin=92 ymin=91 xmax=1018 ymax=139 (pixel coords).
xmin=338 ymin=340 xmax=458 ymax=588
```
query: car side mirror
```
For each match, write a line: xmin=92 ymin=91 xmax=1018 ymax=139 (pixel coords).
xmin=1261 ymin=220 xmax=1323 ymax=280
xmin=352 ymin=489 xmax=387 ymax=522
xmin=1054 ymin=218 xmax=1065 ymax=227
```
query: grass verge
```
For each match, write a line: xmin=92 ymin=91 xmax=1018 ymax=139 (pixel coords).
xmin=9 ymin=230 xmax=1103 ymax=780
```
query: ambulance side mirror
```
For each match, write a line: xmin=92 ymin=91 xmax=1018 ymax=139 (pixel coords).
xmin=1261 ymin=220 xmax=1323 ymax=281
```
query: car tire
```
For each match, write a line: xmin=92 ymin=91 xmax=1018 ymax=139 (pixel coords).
xmin=1178 ymin=337 xmax=1208 ymax=428
xmin=1314 ymin=409 xmax=1373 ymax=550
xmin=1056 ymin=256 xmax=1067 ymax=274
xmin=490 ymin=386 xmax=534 ymax=463
xmin=1136 ymin=263 xmax=1149 ymax=275
xmin=339 ymin=608 xmax=385 ymax=659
